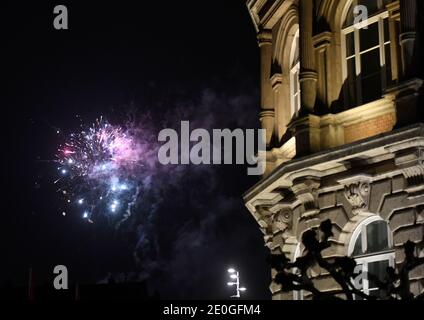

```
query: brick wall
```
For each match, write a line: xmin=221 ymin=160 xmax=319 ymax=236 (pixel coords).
xmin=344 ymin=113 xmax=396 ymax=144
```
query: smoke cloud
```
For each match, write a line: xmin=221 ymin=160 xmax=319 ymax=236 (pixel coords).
xmin=100 ymin=85 xmax=264 ymax=298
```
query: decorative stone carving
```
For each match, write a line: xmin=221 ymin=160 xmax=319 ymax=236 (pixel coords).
xmin=392 ymin=146 xmax=424 ymax=191
xmin=269 ymin=233 xmax=285 ymax=251
xmin=255 ymin=205 xmax=274 ymax=248
xmin=264 ymin=230 xmax=275 ymax=250
xmin=344 ymin=182 xmax=371 ymax=211
xmin=256 ymin=204 xmax=294 ymax=251
xmin=291 ymin=176 xmax=321 ymax=218
xmin=338 ymin=175 xmax=373 ymax=214
xmin=402 ymin=165 xmax=424 ymax=190
xmin=273 ymin=208 xmax=293 ymax=232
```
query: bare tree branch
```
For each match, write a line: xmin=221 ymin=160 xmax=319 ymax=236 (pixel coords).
xmin=269 ymin=220 xmax=424 ymax=300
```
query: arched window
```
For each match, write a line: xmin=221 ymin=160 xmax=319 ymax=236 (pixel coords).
xmin=348 ymin=216 xmax=395 ymax=299
xmin=290 ymin=30 xmax=300 ymax=119
xmin=341 ymin=0 xmax=394 ymax=108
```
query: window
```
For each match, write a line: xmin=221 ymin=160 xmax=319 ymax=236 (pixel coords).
xmin=342 ymin=0 xmax=394 ymax=108
xmin=290 ymin=31 xmax=301 ymax=118
xmin=348 ymin=216 xmax=395 ymax=299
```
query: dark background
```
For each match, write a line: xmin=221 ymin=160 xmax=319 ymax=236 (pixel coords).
xmin=2 ymin=1 xmax=271 ymax=299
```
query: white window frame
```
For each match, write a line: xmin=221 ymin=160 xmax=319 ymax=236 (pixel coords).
xmin=341 ymin=0 xmax=391 ymax=107
xmin=348 ymin=215 xmax=395 ymax=298
xmin=289 ymin=30 xmax=300 ymax=119
xmin=290 ymin=62 xmax=301 ymax=118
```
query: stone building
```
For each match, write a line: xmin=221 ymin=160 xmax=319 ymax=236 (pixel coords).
xmin=244 ymin=0 xmax=424 ymax=299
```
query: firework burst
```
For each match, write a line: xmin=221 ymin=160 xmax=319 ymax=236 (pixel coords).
xmin=55 ymin=116 xmax=149 ymax=223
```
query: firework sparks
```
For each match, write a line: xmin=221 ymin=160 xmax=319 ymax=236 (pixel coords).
xmin=55 ymin=117 xmax=148 ymax=223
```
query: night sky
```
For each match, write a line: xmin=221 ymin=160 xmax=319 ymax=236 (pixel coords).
xmin=3 ymin=1 xmax=271 ymax=299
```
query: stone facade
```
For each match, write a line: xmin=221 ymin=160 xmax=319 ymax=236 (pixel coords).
xmin=245 ymin=0 xmax=424 ymax=299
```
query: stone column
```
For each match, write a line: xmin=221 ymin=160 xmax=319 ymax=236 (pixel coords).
xmin=258 ymin=30 xmax=275 ymax=148
xmin=313 ymin=32 xmax=332 ymax=110
xmin=271 ymin=73 xmax=284 ymax=142
xmin=386 ymin=2 xmax=401 ymax=83
xmin=289 ymin=3 xmax=321 ymax=157
xmin=387 ymin=0 xmax=422 ymax=126
xmin=299 ymin=0 xmax=317 ymax=114
xmin=399 ymin=0 xmax=417 ymax=79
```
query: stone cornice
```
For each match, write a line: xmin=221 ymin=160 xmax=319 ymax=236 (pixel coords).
xmin=247 ymin=0 xmax=297 ymax=31
xmin=244 ymin=123 xmax=424 ymax=204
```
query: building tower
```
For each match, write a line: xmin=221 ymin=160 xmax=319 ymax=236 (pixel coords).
xmin=245 ymin=0 xmax=424 ymax=299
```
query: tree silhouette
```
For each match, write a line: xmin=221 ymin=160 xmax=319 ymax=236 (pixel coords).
xmin=268 ymin=219 xmax=424 ymax=300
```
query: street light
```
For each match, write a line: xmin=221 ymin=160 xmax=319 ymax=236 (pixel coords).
xmin=226 ymin=267 xmax=246 ymax=298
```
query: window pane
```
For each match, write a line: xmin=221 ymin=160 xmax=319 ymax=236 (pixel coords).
xmin=353 ymin=231 xmax=363 ymax=256
xmin=385 ymin=43 xmax=393 ymax=86
xmin=360 ymin=48 xmax=382 ymax=103
xmin=346 ymin=57 xmax=358 ymax=107
xmin=358 ymin=0 xmax=380 ymax=16
xmin=362 ymin=73 xmax=382 ymax=104
xmin=361 ymin=48 xmax=381 ymax=77
xmin=366 ymin=221 xmax=389 ymax=253
xmin=360 ymin=22 xmax=379 ymax=51
xmin=368 ymin=260 xmax=389 ymax=288
xmin=384 ymin=18 xmax=390 ymax=43
xmin=347 ymin=57 xmax=357 ymax=77
xmin=346 ymin=32 xmax=355 ymax=57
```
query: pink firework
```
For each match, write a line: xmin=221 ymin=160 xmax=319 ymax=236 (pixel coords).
xmin=55 ymin=117 xmax=147 ymax=222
